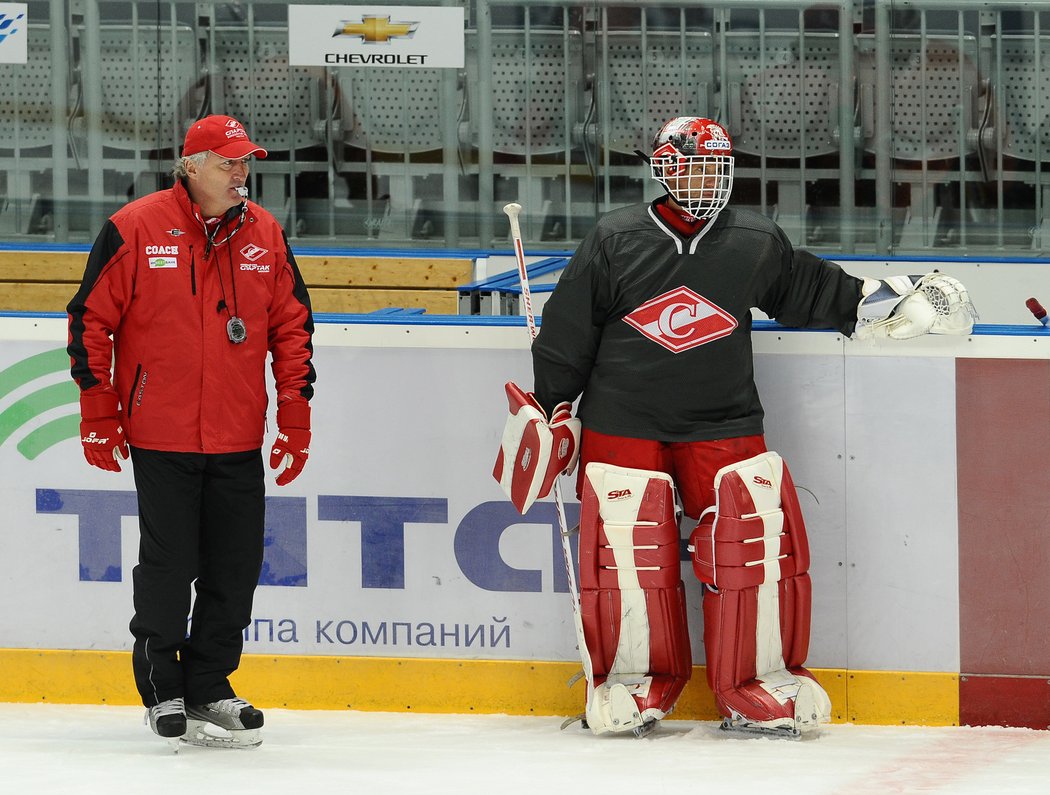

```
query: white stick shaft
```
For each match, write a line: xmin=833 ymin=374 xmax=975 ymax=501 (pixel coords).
xmin=501 ymin=202 xmax=583 ymax=619
xmin=503 ymin=202 xmax=537 ymax=340
xmin=553 ymin=479 xmax=583 ymax=608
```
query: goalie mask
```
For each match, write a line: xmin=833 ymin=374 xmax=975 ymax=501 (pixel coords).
xmin=650 ymin=117 xmax=734 ymax=220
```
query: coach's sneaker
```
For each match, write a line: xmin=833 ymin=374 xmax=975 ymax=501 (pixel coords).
xmin=146 ymin=697 xmax=187 ymax=739
xmin=183 ymin=697 xmax=264 ymax=749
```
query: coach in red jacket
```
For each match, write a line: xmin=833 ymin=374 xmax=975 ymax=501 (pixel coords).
xmin=67 ymin=114 xmax=315 ymax=746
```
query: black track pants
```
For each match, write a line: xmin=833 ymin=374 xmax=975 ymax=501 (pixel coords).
xmin=128 ymin=447 xmax=265 ymax=707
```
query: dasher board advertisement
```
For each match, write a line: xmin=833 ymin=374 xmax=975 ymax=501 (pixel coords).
xmin=0 ymin=315 xmax=981 ymax=675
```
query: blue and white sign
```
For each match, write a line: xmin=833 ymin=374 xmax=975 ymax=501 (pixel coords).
xmin=0 ymin=4 xmax=27 ymax=64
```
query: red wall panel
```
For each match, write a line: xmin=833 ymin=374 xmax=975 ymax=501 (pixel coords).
xmin=960 ymin=674 xmax=1050 ymax=730
xmin=956 ymin=358 xmax=1050 ymax=684
xmin=957 ymin=358 xmax=1050 ymax=727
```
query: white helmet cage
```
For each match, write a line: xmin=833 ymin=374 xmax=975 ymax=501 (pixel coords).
xmin=649 ymin=117 xmax=735 ymax=220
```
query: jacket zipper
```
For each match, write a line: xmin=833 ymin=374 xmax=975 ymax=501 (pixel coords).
xmin=190 ymin=245 xmax=197 ymax=295
xmin=127 ymin=363 xmax=142 ymax=417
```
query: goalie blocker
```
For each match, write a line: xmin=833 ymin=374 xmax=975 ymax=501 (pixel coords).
xmin=493 ymin=382 xmax=581 ymax=514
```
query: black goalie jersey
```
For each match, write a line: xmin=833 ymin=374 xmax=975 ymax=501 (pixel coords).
xmin=532 ymin=200 xmax=864 ymax=442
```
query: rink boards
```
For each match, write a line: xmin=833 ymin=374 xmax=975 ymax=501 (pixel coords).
xmin=0 ymin=314 xmax=1048 ymax=728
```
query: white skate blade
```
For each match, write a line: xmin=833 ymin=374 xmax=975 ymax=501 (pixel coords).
xmin=560 ymin=713 xmax=586 ymax=731
xmin=719 ymin=715 xmax=802 ymax=740
xmin=181 ymin=718 xmax=262 ymax=749
xmin=632 ymin=719 xmax=658 ymax=739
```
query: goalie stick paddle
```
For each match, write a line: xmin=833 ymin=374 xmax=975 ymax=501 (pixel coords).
xmin=502 ymin=202 xmax=593 ymax=692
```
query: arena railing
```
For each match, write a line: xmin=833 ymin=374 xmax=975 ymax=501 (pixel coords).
xmin=2 ymin=1 xmax=1050 ymax=259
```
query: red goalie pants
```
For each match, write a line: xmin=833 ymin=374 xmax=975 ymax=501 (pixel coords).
xmin=576 ymin=429 xmax=768 ymax=518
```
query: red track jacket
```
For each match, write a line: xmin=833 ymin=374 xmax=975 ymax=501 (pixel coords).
xmin=67 ymin=180 xmax=315 ymax=453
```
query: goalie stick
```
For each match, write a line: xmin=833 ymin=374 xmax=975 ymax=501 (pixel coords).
xmin=502 ymin=202 xmax=596 ymax=714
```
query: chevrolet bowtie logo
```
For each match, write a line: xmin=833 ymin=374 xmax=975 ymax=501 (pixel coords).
xmin=333 ymin=15 xmax=419 ymax=43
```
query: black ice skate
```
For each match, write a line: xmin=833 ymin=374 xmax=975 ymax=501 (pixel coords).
xmin=146 ymin=697 xmax=187 ymax=750
xmin=182 ymin=697 xmax=264 ymax=749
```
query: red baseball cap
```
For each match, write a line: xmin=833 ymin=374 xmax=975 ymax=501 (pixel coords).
xmin=182 ymin=115 xmax=268 ymax=159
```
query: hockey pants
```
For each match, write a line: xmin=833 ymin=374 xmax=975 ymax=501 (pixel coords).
xmin=129 ymin=447 xmax=265 ymax=708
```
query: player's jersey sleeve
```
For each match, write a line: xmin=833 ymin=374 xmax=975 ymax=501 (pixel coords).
xmin=759 ymin=243 xmax=864 ymax=335
xmin=532 ymin=233 xmax=609 ymax=416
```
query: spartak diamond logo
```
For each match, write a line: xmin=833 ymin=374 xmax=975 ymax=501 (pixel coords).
xmin=622 ymin=286 xmax=738 ymax=353
xmin=240 ymin=243 xmax=268 ymax=262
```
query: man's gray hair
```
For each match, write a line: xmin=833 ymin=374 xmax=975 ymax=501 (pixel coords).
xmin=171 ymin=151 xmax=209 ymax=179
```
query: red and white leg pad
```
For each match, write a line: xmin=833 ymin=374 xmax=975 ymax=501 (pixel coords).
xmin=689 ymin=451 xmax=831 ymax=735
xmin=579 ymin=462 xmax=691 ymax=734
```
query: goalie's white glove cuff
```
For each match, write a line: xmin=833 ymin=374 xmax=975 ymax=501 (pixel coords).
xmin=857 ymin=275 xmax=922 ymax=323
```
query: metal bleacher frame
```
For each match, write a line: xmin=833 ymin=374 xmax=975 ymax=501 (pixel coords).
xmin=857 ymin=25 xmax=984 ymax=250
xmin=6 ymin=1 xmax=1050 ymax=261
xmin=331 ymin=58 xmax=466 ymax=244
xmin=83 ymin=20 xmax=205 ymax=198
xmin=66 ymin=3 xmax=210 ymax=234
xmin=466 ymin=18 xmax=588 ymax=244
xmin=582 ymin=0 xmax=859 ymax=252
xmin=205 ymin=14 xmax=334 ymax=235
xmin=984 ymin=25 xmax=1050 ymax=249
xmin=457 ymin=255 xmax=569 ymax=316
xmin=0 ymin=15 xmax=74 ymax=236
xmin=723 ymin=27 xmax=849 ymax=246
xmin=590 ymin=20 xmax=716 ymax=212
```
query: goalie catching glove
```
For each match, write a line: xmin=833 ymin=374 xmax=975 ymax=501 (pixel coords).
xmin=493 ymin=382 xmax=581 ymax=514
xmin=854 ymin=273 xmax=977 ymax=340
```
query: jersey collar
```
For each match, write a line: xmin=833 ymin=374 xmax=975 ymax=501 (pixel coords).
xmin=648 ymin=198 xmax=721 ymax=254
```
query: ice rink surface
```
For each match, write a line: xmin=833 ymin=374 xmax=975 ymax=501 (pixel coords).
xmin=2 ymin=703 xmax=1048 ymax=794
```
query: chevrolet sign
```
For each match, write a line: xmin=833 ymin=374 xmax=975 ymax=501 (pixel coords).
xmin=290 ymin=5 xmax=464 ymax=69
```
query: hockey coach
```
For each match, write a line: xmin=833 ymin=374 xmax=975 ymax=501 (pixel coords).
xmin=67 ymin=114 xmax=316 ymax=748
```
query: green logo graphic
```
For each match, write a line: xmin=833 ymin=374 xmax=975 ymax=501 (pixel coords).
xmin=0 ymin=348 xmax=79 ymax=460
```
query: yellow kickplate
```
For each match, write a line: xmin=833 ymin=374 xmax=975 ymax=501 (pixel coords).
xmin=846 ymin=670 xmax=959 ymax=726
xmin=0 ymin=649 xmax=950 ymax=726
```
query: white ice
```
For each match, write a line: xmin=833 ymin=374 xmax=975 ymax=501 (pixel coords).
xmin=2 ymin=703 xmax=1048 ymax=794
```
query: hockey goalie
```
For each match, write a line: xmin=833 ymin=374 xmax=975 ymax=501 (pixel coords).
xmin=494 ymin=116 xmax=977 ymax=738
